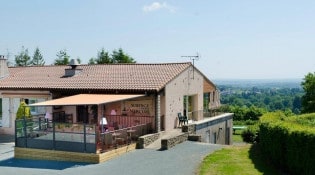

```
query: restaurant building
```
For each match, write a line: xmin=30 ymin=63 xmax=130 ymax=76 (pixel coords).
xmin=0 ymin=56 xmax=231 ymax=163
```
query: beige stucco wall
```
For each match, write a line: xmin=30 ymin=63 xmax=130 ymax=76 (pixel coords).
xmin=164 ymin=67 xmax=204 ymax=131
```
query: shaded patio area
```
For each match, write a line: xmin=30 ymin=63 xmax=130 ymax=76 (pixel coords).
xmin=15 ymin=94 xmax=155 ymax=154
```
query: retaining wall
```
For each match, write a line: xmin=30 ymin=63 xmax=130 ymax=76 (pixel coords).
xmin=136 ymin=132 xmax=160 ymax=149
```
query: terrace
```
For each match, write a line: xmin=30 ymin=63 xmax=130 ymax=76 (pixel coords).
xmin=15 ymin=94 xmax=155 ymax=154
xmin=15 ymin=114 xmax=154 ymax=154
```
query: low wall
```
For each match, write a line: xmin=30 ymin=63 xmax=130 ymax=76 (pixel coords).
xmin=136 ymin=132 xmax=160 ymax=149
xmin=198 ymin=113 xmax=233 ymax=145
xmin=183 ymin=113 xmax=233 ymax=145
xmin=161 ymin=132 xmax=188 ymax=150
xmin=15 ymin=143 xmax=137 ymax=164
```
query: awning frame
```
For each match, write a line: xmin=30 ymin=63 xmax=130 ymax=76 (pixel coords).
xmin=28 ymin=94 xmax=144 ymax=106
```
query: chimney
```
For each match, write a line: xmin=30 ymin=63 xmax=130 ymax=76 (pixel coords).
xmin=0 ymin=55 xmax=9 ymax=79
xmin=64 ymin=59 xmax=82 ymax=77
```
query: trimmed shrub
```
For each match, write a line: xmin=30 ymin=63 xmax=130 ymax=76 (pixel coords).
xmin=259 ymin=112 xmax=315 ymax=175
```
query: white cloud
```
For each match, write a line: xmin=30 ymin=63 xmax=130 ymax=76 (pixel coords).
xmin=143 ymin=2 xmax=175 ymax=13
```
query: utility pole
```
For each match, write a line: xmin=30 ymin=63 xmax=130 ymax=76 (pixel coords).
xmin=181 ymin=53 xmax=199 ymax=79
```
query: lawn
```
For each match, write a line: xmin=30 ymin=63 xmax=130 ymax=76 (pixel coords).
xmin=232 ymin=130 xmax=243 ymax=143
xmin=198 ymin=144 xmax=279 ymax=175
xmin=198 ymin=132 xmax=280 ymax=175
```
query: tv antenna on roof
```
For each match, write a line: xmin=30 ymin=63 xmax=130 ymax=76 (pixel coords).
xmin=181 ymin=53 xmax=200 ymax=79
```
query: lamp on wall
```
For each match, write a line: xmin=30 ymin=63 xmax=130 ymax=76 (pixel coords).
xmin=100 ymin=117 xmax=108 ymax=133
xmin=100 ymin=117 xmax=107 ymax=125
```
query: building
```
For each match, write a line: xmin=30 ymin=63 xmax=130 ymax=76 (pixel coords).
xmin=0 ymin=56 xmax=232 ymax=163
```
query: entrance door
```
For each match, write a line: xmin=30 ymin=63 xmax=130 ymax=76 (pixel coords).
xmin=77 ymin=105 xmax=88 ymax=123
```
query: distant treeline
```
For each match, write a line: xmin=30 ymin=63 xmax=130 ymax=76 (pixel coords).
xmin=218 ymin=83 xmax=303 ymax=114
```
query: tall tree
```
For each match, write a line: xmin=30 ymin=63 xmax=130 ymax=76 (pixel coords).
xmin=31 ymin=47 xmax=45 ymax=66
xmin=54 ymin=49 xmax=70 ymax=65
xmin=15 ymin=46 xmax=31 ymax=66
xmin=96 ymin=48 xmax=113 ymax=64
xmin=88 ymin=58 xmax=96 ymax=65
xmin=112 ymin=48 xmax=135 ymax=63
xmin=301 ymin=72 xmax=315 ymax=113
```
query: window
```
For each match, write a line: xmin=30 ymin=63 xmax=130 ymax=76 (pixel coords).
xmin=203 ymin=93 xmax=210 ymax=111
xmin=24 ymin=98 xmax=38 ymax=114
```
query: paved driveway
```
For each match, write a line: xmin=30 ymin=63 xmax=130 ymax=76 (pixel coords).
xmin=0 ymin=135 xmax=222 ymax=175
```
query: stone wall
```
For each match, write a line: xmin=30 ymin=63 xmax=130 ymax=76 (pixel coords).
xmin=136 ymin=132 xmax=160 ymax=149
xmin=182 ymin=124 xmax=195 ymax=134
xmin=161 ymin=132 xmax=188 ymax=150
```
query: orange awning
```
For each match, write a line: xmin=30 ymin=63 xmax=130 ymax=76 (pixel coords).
xmin=29 ymin=94 xmax=144 ymax=106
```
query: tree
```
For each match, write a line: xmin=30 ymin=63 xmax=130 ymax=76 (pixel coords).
xmin=54 ymin=49 xmax=70 ymax=65
xmin=88 ymin=58 xmax=96 ymax=65
xmin=301 ymin=72 xmax=315 ymax=113
xmin=31 ymin=47 xmax=45 ymax=66
xmin=292 ymin=96 xmax=302 ymax=114
xmin=112 ymin=48 xmax=135 ymax=63
xmin=16 ymin=101 xmax=31 ymax=119
xmin=15 ymin=46 xmax=31 ymax=66
xmin=95 ymin=48 xmax=113 ymax=64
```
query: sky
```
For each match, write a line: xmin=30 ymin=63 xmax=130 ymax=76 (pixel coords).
xmin=1 ymin=0 xmax=315 ymax=80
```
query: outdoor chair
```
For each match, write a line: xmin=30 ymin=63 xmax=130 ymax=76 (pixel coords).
xmin=177 ymin=113 xmax=188 ymax=126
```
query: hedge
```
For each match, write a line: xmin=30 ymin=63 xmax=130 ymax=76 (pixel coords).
xmin=259 ymin=112 xmax=315 ymax=175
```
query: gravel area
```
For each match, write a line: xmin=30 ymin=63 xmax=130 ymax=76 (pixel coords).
xmin=0 ymin=134 xmax=222 ymax=175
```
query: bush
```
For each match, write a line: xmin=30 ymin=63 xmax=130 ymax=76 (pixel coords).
xmin=241 ymin=125 xmax=259 ymax=143
xmin=259 ymin=112 xmax=315 ymax=175
xmin=234 ymin=120 xmax=258 ymax=126
xmin=16 ymin=101 xmax=31 ymax=119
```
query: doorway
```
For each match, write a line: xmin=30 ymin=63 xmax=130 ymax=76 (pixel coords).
xmin=183 ymin=95 xmax=198 ymax=121
xmin=77 ymin=105 xmax=88 ymax=123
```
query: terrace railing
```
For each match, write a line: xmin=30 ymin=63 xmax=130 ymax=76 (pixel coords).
xmin=15 ymin=118 xmax=96 ymax=153
xmin=15 ymin=115 xmax=154 ymax=154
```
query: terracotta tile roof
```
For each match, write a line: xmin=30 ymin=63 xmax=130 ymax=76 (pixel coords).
xmin=0 ymin=62 xmax=192 ymax=92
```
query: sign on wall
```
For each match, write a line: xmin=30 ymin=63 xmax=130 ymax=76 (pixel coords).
xmin=123 ymin=100 xmax=153 ymax=116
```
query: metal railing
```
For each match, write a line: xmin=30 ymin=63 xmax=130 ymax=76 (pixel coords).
xmin=15 ymin=118 xmax=97 ymax=153
xmin=15 ymin=116 xmax=154 ymax=154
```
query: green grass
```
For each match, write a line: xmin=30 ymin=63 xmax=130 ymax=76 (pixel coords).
xmin=232 ymin=130 xmax=243 ymax=142
xmin=198 ymin=144 xmax=279 ymax=175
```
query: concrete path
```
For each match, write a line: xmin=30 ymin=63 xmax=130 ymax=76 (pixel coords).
xmin=0 ymin=134 xmax=223 ymax=175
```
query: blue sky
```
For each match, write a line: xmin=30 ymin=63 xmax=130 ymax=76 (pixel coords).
xmin=1 ymin=1 xmax=315 ymax=80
